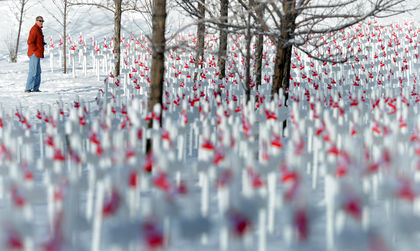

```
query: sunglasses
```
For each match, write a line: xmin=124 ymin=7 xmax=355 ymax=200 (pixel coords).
xmin=37 ymin=20 xmax=44 ymax=22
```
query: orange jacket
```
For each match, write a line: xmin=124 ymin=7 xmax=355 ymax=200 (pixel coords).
xmin=27 ymin=24 xmax=45 ymax=58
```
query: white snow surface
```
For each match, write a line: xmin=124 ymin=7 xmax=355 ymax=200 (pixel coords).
xmin=0 ymin=0 xmax=192 ymax=113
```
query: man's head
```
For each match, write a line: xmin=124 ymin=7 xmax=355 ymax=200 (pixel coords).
xmin=35 ymin=16 xmax=44 ymax=28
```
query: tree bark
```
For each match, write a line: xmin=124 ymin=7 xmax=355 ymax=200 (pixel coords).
xmin=271 ymin=1 xmax=296 ymax=133
xmin=63 ymin=0 xmax=67 ymax=74
xmin=254 ymin=2 xmax=264 ymax=89
xmin=217 ymin=0 xmax=228 ymax=80
xmin=244 ymin=8 xmax=251 ymax=103
xmin=271 ymin=0 xmax=296 ymax=99
xmin=147 ymin=0 xmax=167 ymax=153
xmin=272 ymin=40 xmax=293 ymax=134
xmin=12 ymin=1 xmax=26 ymax=63
xmin=114 ymin=0 xmax=122 ymax=76
xmin=271 ymin=42 xmax=292 ymax=99
xmin=194 ymin=0 xmax=205 ymax=82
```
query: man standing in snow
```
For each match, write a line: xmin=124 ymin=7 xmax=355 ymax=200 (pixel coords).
xmin=25 ymin=16 xmax=45 ymax=93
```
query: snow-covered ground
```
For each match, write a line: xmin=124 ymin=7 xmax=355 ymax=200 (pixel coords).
xmin=0 ymin=58 xmax=101 ymax=114
xmin=0 ymin=0 xmax=191 ymax=113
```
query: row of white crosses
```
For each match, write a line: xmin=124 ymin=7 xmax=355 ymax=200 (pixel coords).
xmin=46 ymin=33 xmax=152 ymax=80
xmin=0 ymin=19 xmax=420 ymax=250
xmin=285 ymin=20 xmax=420 ymax=251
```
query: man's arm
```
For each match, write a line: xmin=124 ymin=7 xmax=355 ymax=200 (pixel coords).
xmin=27 ymin=27 xmax=37 ymax=46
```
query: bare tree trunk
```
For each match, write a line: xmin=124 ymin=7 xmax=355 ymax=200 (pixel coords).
xmin=63 ymin=0 xmax=67 ymax=74
xmin=114 ymin=0 xmax=122 ymax=76
xmin=244 ymin=8 xmax=251 ymax=103
xmin=217 ymin=0 xmax=228 ymax=80
xmin=194 ymin=0 xmax=205 ymax=82
xmin=272 ymin=1 xmax=296 ymax=132
xmin=271 ymin=0 xmax=296 ymax=99
xmin=271 ymin=42 xmax=292 ymax=99
xmin=12 ymin=1 xmax=26 ymax=63
xmin=146 ymin=0 xmax=167 ymax=153
xmin=254 ymin=2 xmax=264 ymax=89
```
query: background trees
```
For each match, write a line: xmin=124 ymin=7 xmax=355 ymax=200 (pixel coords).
xmin=177 ymin=0 xmax=414 ymax=102
xmin=42 ymin=0 xmax=72 ymax=73
xmin=69 ymin=0 xmax=148 ymax=76
xmin=8 ymin=0 xmax=31 ymax=63
xmin=238 ymin=0 xmax=413 ymax=99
